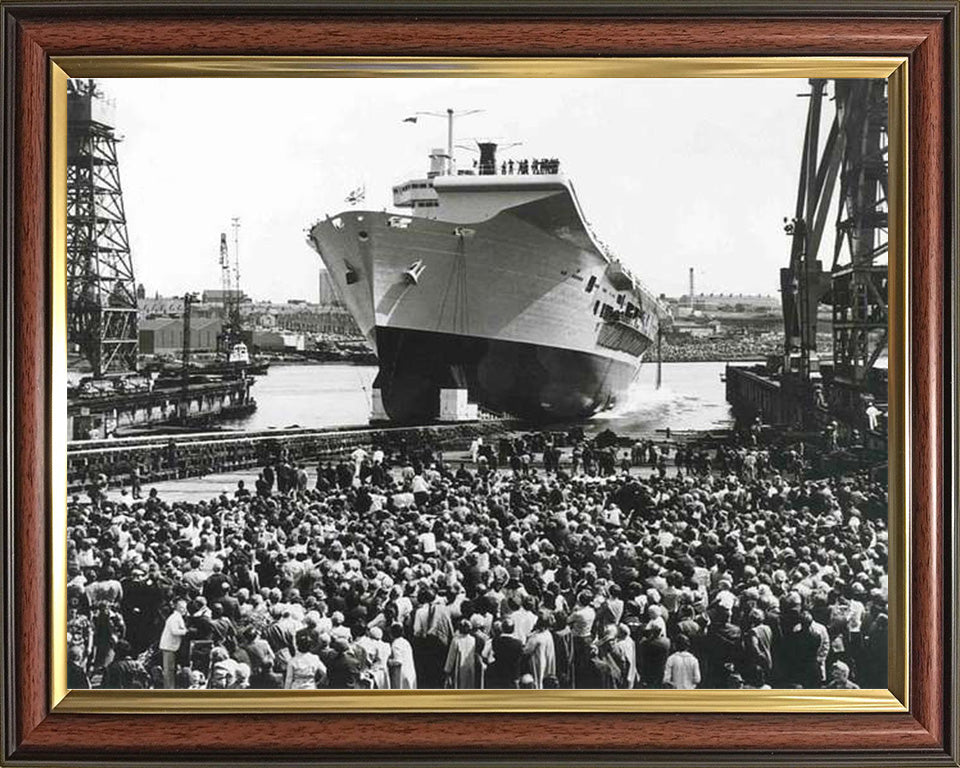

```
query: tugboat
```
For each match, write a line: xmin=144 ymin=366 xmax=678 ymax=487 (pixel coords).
xmin=206 ymin=229 xmax=269 ymax=377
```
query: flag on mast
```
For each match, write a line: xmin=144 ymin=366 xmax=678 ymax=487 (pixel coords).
xmin=402 ymin=116 xmax=418 ymax=124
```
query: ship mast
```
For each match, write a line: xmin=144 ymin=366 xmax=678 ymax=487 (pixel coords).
xmin=409 ymin=108 xmax=483 ymax=174
xmin=446 ymin=108 xmax=454 ymax=175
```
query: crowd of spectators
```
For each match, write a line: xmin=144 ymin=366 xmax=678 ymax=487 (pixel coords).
xmin=659 ymin=334 xmax=783 ymax=363
xmin=66 ymin=428 xmax=888 ymax=692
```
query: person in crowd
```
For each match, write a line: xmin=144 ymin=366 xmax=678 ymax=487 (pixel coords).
xmin=785 ymin=611 xmax=825 ymax=688
xmin=487 ymin=618 xmax=524 ymax=689
xmin=638 ymin=621 xmax=671 ymax=688
xmin=700 ymin=606 xmax=741 ymax=687
xmin=208 ymin=645 xmax=239 ymax=689
xmin=67 ymin=596 xmax=93 ymax=670
xmin=67 ymin=645 xmax=90 ymax=689
xmin=827 ymin=659 xmax=860 ymax=689
xmin=412 ymin=589 xmax=453 ymax=688
xmin=568 ymin=590 xmax=596 ymax=686
xmin=593 ymin=624 xmax=630 ymax=688
xmin=743 ymin=607 xmax=773 ymax=684
xmin=614 ymin=623 xmax=638 ymax=689
xmin=444 ymin=619 xmax=479 ymax=689
xmin=663 ymin=633 xmax=701 ymax=689
xmin=284 ymin=629 xmax=326 ymax=690
xmin=358 ymin=625 xmax=392 ymax=689
xmin=101 ymin=640 xmax=150 ymax=689
xmin=159 ymin=599 xmax=189 ymax=689
xmin=523 ymin=612 xmax=557 ymax=689
xmin=250 ymin=659 xmax=284 ymax=689
xmin=388 ymin=622 xmax=417 ymax=689
xmin=326 ymin=636 xmax=363 ymax=689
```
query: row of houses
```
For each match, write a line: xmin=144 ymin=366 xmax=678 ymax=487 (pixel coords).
xmin=137 ymin=269 xmax=361 ymax=341
xmin=670 ymin=293 xmax=783 ymax=314
xmin=247 ymin=304 xmax=360 ymax=336
xmin=139 ymin=317 xmax=223 ymax=355
xmin=139 ymin=318 xmax=307 ymax=355
xmin=138 ymin=270 xmax=362 ymax=355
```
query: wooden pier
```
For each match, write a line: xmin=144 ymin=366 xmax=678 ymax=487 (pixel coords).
xmin=67 ymin=377 xmax=255 ymax=440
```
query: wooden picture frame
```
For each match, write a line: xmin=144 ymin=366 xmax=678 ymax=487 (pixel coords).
xmin=1 ymin=1 xmax=957 ymax=765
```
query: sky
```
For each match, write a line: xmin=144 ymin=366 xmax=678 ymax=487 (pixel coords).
xmin=91 ymin=77 xmax=836 ymax=303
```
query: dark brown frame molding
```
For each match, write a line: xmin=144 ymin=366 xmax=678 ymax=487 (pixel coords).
xmin=1 ymin=2 xmax=957 ymax=766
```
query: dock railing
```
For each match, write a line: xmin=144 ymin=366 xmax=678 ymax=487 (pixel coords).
xmin=66 ymin=421 xmax=517 ymax=495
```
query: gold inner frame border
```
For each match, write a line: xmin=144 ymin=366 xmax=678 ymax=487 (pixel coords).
xmin=48 ymin=55 xmax=909 ymax=714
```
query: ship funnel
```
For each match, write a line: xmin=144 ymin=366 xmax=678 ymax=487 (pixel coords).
xmin=478 ymin=141 xmax=498 ymax=175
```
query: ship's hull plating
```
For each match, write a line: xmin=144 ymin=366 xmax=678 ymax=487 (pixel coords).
xmin=374 ymin=326 xmax=638 ymax=422
xmin=309 ymin=186 xmax=659 ymax=424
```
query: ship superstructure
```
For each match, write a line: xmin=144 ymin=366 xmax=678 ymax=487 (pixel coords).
xmin=308 ymin=112 xmax=663 ymax=423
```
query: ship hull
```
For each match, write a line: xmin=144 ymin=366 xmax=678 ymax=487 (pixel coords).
xmin=374 ymin=326 xmax=638 ymax=423
xmin=308 ymin=179 xmax=660 ymax=424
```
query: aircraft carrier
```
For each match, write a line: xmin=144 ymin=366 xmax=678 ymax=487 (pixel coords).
xmin=308 ymin=112 xmax=664 ymax=424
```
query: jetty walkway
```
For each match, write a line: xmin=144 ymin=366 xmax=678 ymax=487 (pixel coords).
xmin=67 ymin=421 xmax=517 ymax=496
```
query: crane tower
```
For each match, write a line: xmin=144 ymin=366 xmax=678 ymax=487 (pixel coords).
xmin=781 ymin=78 xmax=888 ymax=388
xmin=66 ymin=79 xmax=139 ymax=377
xmin=217 ymin=218 xmax=243 ymax=354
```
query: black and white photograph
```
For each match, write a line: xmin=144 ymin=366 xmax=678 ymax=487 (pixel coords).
xmin=64 ymin=76 xmax=890 ymax=694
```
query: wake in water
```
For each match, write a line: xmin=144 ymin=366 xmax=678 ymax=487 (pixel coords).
xmin=604 ymin=376 xmax=679 ymax=419
xmin=588 ymin=362 xmax=734 ymax=437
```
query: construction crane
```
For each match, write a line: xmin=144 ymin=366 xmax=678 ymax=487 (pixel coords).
xmin=217 ymin=217 xmax=245 ymax=357
xmin=180 ymin=291 xmax=199 ymax=418
xmin=66 ymin=79 xmax=140 ymax=377
xmin=779 ymin=78 xmax=888 ymax=423
xmin=218 ymin=232 xmax=237 ymax=351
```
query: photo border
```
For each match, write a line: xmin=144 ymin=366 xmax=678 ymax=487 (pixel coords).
xmin=1 ymin=3 xmax=956 ymax=765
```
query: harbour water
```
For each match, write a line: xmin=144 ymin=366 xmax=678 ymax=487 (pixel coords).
xmin=222 ymin=361 xmax=737 ymax=435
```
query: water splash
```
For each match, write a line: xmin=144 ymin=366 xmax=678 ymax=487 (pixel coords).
xmin=588 ymin=361 xmax=734 ymax=437
xmin=605 ymin=376 xmax=679 ymax=418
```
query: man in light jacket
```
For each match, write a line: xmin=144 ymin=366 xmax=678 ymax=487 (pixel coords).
xmin=159 ymin=599 xmax=189 ymax=689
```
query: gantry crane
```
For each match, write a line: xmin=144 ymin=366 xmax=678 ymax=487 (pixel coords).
xmin=780 ymin=77 xmax=888 ymax=424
